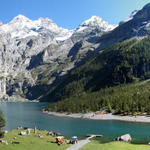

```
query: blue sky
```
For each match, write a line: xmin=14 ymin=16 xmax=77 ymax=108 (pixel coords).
xmin=0 ymin=0 xmax=150 ymax=29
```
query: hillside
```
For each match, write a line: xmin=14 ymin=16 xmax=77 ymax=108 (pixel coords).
xmin=45 ymin=37 xmax=150 ymax=114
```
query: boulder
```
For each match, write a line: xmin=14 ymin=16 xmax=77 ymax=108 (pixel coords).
xmin=117 ymin=134 xmax=132 ymax=142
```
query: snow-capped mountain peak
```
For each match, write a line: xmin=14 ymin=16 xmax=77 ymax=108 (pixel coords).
xmin=80 ymin=16 xmax=103 ymax=27
xmin=1 ymin=14 xmax=38 ymax=38
xmin=76 ymin=16 xmax=115 ymax=32
xmin=0 ymin=14 xmax=73 ymax=40
xmin=10 ymin=14 xmax=32 ymax=24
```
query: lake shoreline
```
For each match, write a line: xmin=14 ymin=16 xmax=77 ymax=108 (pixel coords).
xmin=43 ymin=111 xmax=150 ymax=123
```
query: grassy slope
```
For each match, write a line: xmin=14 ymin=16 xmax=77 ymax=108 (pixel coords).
xmin=80 ymin=141 xmax=150 ymax=150
xmin=0 ymin=129 xmax=69 ymax=150
xmin=1 ymin=130 xmax=150 ymax=150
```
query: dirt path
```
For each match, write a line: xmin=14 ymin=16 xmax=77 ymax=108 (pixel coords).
xmin=66 ymin=138 xmax=91 ymax=150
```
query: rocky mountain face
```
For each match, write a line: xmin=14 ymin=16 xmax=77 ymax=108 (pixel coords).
xmin=94 ymin=3 xmax=150 ymax=50
xmin=0 ymin=15 xmax=115 ymax=101
xmin=71 ymin=16 xmax=115 ymax=43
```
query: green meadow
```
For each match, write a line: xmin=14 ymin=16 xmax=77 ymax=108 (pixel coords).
xmin=80 ymin=140 xmax=150 ymax=150
xmin=0 ymin=129 xmax=69 ymax=150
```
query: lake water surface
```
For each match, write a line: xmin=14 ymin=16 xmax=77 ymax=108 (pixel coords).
xmin=1 ymin=102 xmax=150 ymax=143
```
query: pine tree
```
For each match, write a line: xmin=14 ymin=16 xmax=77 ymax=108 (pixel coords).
xmin=0 ymin=110 xmax=5 ymax=137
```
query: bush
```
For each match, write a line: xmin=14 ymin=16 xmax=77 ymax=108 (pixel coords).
xmin=0 ymin=130 xmax=4 ymax=138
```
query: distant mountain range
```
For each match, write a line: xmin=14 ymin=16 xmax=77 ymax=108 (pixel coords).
xmin=0 ymin=14 xmax=115 ymax=101
xmin=1 ymin=3 xmax=150 ymax=102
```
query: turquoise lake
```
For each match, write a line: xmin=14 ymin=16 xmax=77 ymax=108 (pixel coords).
xmin=1 ymin=102 xmax=150 ymax=143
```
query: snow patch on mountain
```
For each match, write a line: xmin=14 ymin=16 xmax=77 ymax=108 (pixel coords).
xmin=55 ymin=30 xmax=74 ymax=42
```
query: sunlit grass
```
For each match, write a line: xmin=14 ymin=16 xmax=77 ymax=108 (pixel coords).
xmin=0 ymin=129 xmax=69 ymax=150
xmin=80 ymin=140 xmax=150 ymax=150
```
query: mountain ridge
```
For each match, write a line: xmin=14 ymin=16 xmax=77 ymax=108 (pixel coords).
xmin=0 ymin=14 xmax=115 ymax=101
xmin=0 ymin=14 xmax=115 ymax=41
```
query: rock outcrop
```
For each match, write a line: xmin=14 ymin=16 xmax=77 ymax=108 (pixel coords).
xmin=117 ymin=134 xmax=132 ymax=142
